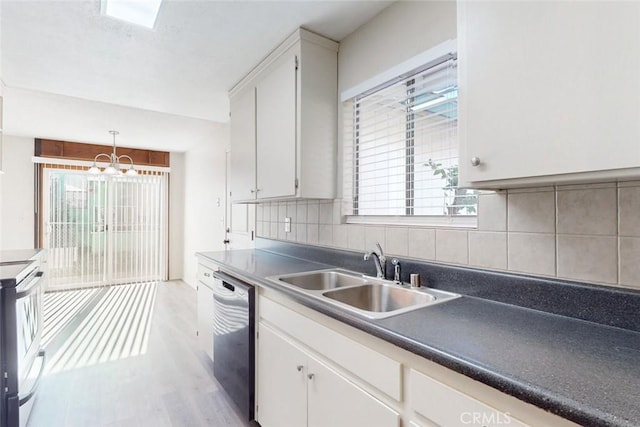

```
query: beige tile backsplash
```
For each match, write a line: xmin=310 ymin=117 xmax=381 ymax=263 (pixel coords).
xmin=477 ymin=192 xmax=507 ymax=231
xmin=332 ymin=224 xmax=348 ymax=248
xmin=619 ymin=186 xmax=640 ymax=237
xmin=508 ymin=190 xmax=555 ymax=233
xmin=364 ymin=226 xmax=386 ymax=251
xmin=307 ymin=224 xmax=319 ymax=244
xmin=347 ymin=225 xmax=365 ymax=251
xmin=507 ymin=233 xmax=556 ymax=276
xmin=307 ymin=201 xmax=320 ymax=224
xmin=385 ymin=227 xmax=409 ymax=257
xmin=556 ymin=186 xmax=617 ymax=235
xmin=619 ymin=237 xmax=640 ymax=287
xmin=435 ymin=229 xmax=469 ymax=265
xmin=318 ymin=224 xmax=333 ymax=246
xmin=468 ymin=232 xmax=507 ymax=270
xmin=557 ymin=235 xmax=618 ymax=283
xmin=319 ymin=202 xmax=334 ymax=225
xmin=407 ymin=228 xmax=436 ymax=261
xmin=255 ymin=182 xmax=640 ymax=290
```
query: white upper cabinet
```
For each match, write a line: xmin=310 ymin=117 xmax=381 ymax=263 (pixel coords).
xmin=256 ymin=50 xmax=297 ymax=199
xmin=458 ymin=1 xmax=640 ymax=188
xmin=229 ymin=87 xmax=256 ymax=202
xmin=229 ymin=28 xmax=338 ymax=202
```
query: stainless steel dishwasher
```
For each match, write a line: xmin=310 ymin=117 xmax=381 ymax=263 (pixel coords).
xmin=212 ymin=271 xmax=255 ymax=421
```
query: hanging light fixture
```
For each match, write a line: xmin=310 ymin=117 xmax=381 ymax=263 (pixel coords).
xmin=88 ymin=130 xmax=138 ymax=176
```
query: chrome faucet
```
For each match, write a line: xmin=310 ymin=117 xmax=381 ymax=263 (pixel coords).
xmin=391 ymin=258 xmax=401 ymax=284
xmin=364 ymin=242 xmax=386 ymax=279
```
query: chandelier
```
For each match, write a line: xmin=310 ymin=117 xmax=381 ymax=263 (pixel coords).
xmin=88 ymin=130 xmax=138 ymax=176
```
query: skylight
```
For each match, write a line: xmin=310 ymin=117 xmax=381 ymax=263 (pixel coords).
xmin=101 ymin=0 xmax=163 ymax=29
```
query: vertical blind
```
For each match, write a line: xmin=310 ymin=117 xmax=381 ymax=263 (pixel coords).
xmin=38 ymin=161 xmax=168 ymax=291
xmin=343 ymin=54 xmax=477 ymax=218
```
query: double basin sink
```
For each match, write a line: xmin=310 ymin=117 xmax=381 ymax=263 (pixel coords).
xmin=268 ymin=269 xmax=460 ymax=319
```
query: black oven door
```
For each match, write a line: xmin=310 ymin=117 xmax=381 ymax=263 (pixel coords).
xmin=3 ymin=268 xmax=46 ymax=427
xmin=15 ymin=271 xmax=44 ymax=386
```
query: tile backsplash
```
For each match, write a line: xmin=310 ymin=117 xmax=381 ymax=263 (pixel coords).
xmin=255 ymin=181 xmax=640 ymax=290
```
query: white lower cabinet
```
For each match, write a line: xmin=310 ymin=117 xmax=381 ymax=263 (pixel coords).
xmin=257 ymin=323 xmax=307 ymax=427
xmin=257 ymin=323 xmax=400 ymax=427
xmin=410 ymin=369 xmax=527 ymax=427
xmin=306 ymin=356 xmax=399 ymax=427
xmin=196 ymin=263 xmax=216 ymax=360
xmin=255 ymin=293 xmax=577 ymax=427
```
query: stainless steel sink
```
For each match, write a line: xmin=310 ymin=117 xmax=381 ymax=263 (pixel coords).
xmin=274 ymin=269 xmax=370 ymax=291
xmin=268 ymin=269 xmax=460 ymax=319
xmin=323 ymin=283 xmax=435 ymax=313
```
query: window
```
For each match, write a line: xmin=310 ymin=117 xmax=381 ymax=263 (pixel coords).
xmin=343 ymin=53 xmax=477 ymax=224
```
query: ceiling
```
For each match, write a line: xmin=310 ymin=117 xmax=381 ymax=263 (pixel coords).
xmin=1 ymin=0 xmax=392 ymax=127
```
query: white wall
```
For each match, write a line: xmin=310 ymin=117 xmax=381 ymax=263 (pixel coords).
xmin=182 ymin=125 xmax=229 ymax=288
xmin=3 ymin=86 xmax=221 ymax=152
xmin=338 ymin=1 xmax=457 ymax=93
xmin=0 ymin=135 xmax=34 ymax=250
xmin=169 ymin=152 xmax=185 ymax=280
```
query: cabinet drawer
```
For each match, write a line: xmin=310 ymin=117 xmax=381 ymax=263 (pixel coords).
xmin=410 ymin=369 xmax=527 ymax=427
xmin=260 ymin=296 xmax=402 ymax=401
xmin=197 ymin=263 xmax=216 ymax=288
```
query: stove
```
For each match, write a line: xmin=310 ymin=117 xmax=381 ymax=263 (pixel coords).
xmin=0 ymin=251 xmax=46 ymax=427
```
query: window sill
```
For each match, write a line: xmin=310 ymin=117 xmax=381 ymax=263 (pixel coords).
xmin=345 ymin=215 xmax=477 ymax=229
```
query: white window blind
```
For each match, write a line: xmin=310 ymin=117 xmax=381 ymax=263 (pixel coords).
xmin=343 ymin=54 xmax=477 ymax=219
xmin=36 ymin=159 xmax=169 ymax=291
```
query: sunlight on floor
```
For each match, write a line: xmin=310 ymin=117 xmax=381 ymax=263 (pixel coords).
xmin=43 ymin=283 xmax=158 ymax=374
xmin=42 ymin=288 xmax=100 ymax=348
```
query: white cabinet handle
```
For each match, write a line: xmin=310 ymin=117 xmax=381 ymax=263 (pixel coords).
xmin=470 ymin=157 xmax=481 ymax=167
xmin=250 ymin=188 xmax=261 ymax=194
xmin=307 ymin=373 xmax=315 ymax=380
xmin=204 ymin=272 xmax=211 ymax=277
xmin=296 ymin=365 xmax=304 ymax=372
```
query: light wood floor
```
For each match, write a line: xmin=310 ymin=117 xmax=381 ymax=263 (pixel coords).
xmin=28 ymin=281 xmax=251 ymax=427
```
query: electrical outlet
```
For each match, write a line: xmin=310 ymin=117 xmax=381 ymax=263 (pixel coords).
xmin=284 ymin=217 xmax=291 ymax=233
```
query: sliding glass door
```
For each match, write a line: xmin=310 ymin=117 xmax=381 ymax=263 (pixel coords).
xmin=43 ymin=168 xmax=168 ymax=291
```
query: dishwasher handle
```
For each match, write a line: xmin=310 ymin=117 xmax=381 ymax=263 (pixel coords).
xmin=212 ymin=271 xmax=253 ymax=293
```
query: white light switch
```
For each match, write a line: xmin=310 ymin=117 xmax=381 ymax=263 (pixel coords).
xmin=284 ymin=217 xmax=291 ymax=233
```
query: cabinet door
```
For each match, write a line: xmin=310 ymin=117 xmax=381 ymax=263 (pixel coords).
xmin=196 ymin=281 xmax=214 ymax=360
xmin=459 ymin=1 xmax=640 ymax=186
xmin=226 ymin=204 xmax=255 ymax=250
xmin=230 ymin=86 xmax=256 ymax=201
xmin=307 ymin=357 xmax=400 ymax=427
xmin=256 ymin=51 xmax=297 ymax=199
xmin=410 ymin=369 xmax=527 ymax=427
xmin=257 ymin=324 xmax=307 ymax=427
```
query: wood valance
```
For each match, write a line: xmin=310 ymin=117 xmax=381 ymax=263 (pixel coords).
xmin=35 ymin=138 xmax=170 ymax=167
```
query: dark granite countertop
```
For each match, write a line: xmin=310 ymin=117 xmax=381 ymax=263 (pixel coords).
xmin=197 ymin=248 xmax=640 ymax=427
